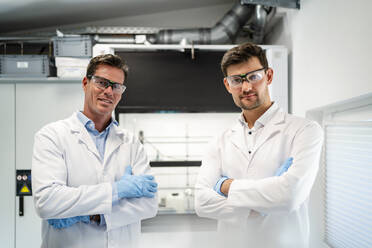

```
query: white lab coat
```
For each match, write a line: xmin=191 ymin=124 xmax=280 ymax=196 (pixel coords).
xmin=32 ymin=112 xmax=158 ymax=248
xmin=195 ymin=107 xmax=323 ymax=248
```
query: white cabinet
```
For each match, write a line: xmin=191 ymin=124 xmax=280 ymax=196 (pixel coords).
xmin=0 ymin=84 xmax=16 ymax=248
xmin=0 ymin=78 xmax=83 ymax=248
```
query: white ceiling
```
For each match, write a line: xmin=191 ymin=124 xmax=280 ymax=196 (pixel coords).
xmin=0 ymin=0 xmax=235 ymax=34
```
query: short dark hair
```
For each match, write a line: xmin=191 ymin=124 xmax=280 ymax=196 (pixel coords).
xmin=86 ymin=54 xmax=129 ymax=80
xmin=221 ymin=42 xmax=268 ymax=77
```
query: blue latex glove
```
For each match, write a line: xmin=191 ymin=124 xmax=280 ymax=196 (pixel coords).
xmin=274 ymin=157 xmax=293 ymax=176
xmin=213 ymin=176 xmax=229 ymax=196
xmin=115 ymin=165 xmax=158 ymax=199
xmin=48 ymin=215 xmax=90 ymax=229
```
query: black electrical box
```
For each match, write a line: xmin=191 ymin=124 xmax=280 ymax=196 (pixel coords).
xmin=16 ymin=169 xmax=32 ymax=196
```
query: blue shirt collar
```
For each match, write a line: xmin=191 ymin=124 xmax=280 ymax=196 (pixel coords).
xmin=76 ymin=111 xmax=118 ymax=133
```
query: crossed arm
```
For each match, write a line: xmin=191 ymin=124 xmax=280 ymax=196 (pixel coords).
xmin=46 ymin=165 xmax=158 ymax=229
xmin=215 ymin=157 xmax=293 ymax=196
xmin=32 ymin=129 xmax=158 ymax=230
xmin=195 ymin=122 xmax=323 ymax=219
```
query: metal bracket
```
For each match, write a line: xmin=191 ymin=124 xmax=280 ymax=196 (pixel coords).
xmin=241 ymin=0 xmax=300 ymax=9
xmin=191 ymin=42 xmax=195 ymax=60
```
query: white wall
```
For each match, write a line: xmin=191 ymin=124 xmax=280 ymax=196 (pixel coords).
xmin=270 ymin=0 xmax=372 ymax=117
xmin=268 ymin=0 xmax=372 ymax=247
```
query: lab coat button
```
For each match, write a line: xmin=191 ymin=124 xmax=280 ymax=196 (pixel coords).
xmin=248 ymin=150 xmax=252 ymax=154
xmin=248 ymin=131 xmax=252 ymax=135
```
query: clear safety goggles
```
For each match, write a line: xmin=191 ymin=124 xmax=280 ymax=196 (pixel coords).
xmin=225 ymin=68 xmax=267 ymax=88
xmin=89 ymin=75 xmax=126 ymax=94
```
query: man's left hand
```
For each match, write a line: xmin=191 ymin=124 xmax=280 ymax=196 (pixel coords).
xmin=213 ymin=177 xmax=233 ymax=197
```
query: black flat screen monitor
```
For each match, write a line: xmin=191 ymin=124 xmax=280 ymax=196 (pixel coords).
xmin=116 ymin=50 xmax=239 ymax=113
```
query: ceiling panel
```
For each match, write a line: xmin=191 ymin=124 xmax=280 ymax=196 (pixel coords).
xmin=0 ymin=0 xmax=234 ymax=34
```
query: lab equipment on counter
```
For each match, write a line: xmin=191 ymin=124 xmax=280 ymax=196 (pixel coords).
xmin=150 ymin=162 xmax=200 ymax=214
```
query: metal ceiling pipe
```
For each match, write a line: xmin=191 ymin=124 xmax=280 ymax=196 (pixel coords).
xmin=249 ymin=5 xmax=271 ymax=44
xmin=148 ymin=2 xmax=256 ymax=44
xmin=93 ymin=35 xmax=135 ymax=44
xmin=0 ymin=37 xmax=52 ymax=43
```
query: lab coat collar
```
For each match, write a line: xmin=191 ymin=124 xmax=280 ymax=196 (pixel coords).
xmin=103 ymin=124 xmax=125 ymax=165
xmin=69 ymin=112 xmax=125 ymax=162
xmin=230 ymin=105 xmax=285 ymax=160
xmin=233 ymin=103 xmax=282 ymax=131
xmin=256 ymin=102 xmax=279 ymax=127
xmin=253 ymin=108 xmax=285 ymax=154
xmin=237 ymin=102 xmax=279 ymax=129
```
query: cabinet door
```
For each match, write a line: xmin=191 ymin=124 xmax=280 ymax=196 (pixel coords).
xmin=0 ymin=84 xmax=15 ymax=248
xmin=266 ymin=47 xmax=289 ymax=112
xmin=15 ymin=82 xmax=83 ymax=248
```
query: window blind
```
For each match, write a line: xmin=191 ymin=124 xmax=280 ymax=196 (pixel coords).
xmin=325 ymin=123 xmax=372 ymax=248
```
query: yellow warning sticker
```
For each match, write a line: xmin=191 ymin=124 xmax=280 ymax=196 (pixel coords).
xmin=20 ymin=185 xmax=30 ymax=193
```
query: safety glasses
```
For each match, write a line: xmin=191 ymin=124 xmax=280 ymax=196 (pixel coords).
xmin=88 ymin=75 xmax=126 ymax=94
xmin=225 ymin=68 xmax=266 ymax=88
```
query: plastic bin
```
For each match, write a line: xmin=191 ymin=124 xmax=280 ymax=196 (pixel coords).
xmin=55 ymin=57 xmax=90 ymax=78
xmin=53 ymin=36 xmax=92 ymax=57
xmin=0 ymin=55 xmax=50 ymax=78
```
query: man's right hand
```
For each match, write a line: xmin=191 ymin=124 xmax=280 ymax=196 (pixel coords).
xmin=115 ymin=165 xmax=158 ymax=199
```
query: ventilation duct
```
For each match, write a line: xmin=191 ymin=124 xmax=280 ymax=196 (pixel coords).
xmin=93 ymin=35 xmax=135 ymax=44
xmin=248 ymin=5 xmax=273 ymax=44
xmin=0 ymin=2 xmax=275 ymax=47
xmin=148 ymin=2 xmax=272 ymax=44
